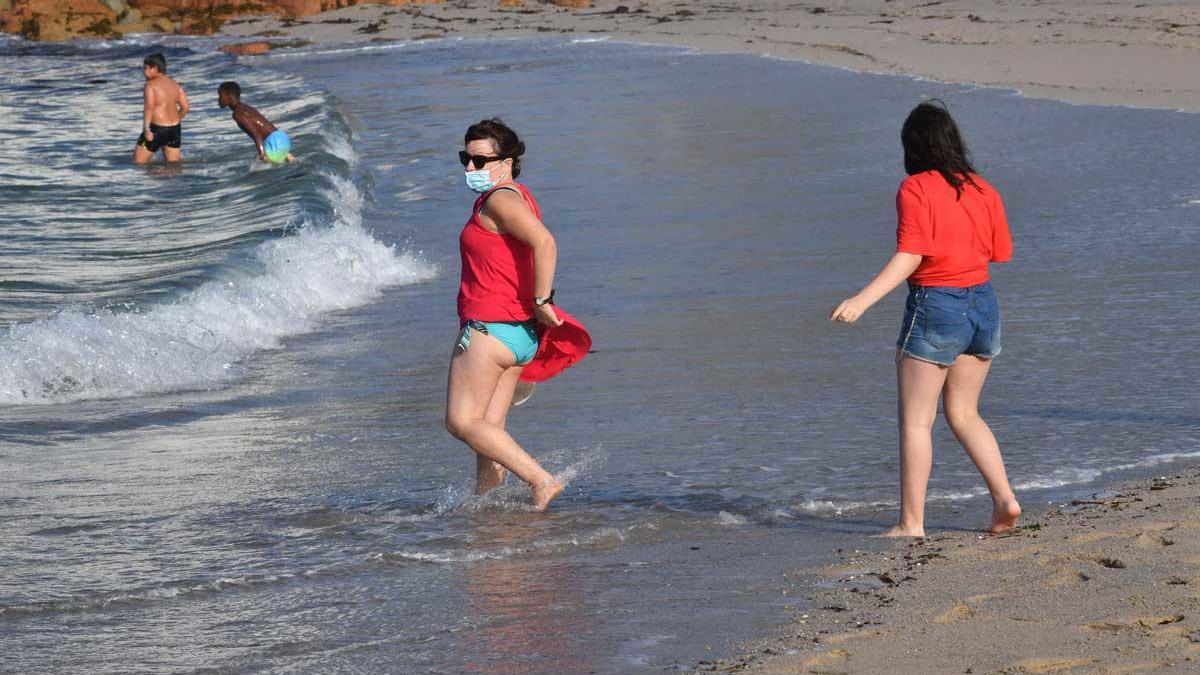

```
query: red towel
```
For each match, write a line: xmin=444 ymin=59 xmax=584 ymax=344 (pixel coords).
xmin=520 ymin=308 xmax=591 ymax=383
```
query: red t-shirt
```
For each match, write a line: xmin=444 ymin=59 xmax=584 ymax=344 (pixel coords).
xmin=895 ymin=170 xmax=1012 ymax=287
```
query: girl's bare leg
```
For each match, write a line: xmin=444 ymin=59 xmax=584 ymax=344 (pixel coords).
xmin=885 ymin=356 xmax=950 ymax=537
xmin=942 ymin=355 xmax=1020 ymax=533
xmin=446 ymin=332 xmax=561 ymax=510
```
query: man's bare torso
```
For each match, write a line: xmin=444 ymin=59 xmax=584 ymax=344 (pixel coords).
xmin=146 ymin=76 xmax=185 ymax=126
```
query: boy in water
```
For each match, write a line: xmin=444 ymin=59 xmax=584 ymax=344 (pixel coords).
xmin=217 ymin=81 xmax=294 ymax=164
xmin=134 ymin=53 xmax=190 ymax=164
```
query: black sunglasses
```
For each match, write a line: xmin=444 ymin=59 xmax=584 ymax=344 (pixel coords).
xmin=459 ymin=151 xmax=505 ymax=169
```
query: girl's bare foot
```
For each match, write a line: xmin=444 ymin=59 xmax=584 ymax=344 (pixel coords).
xmin=880 ymin=524 xmax=925 ymax=538
xmin=989 ymin=497 xmax=1021 ymax=533
xmin=530 ymin=480 xmax=563 ymax=511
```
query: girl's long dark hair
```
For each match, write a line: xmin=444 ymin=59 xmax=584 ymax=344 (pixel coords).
xmin=465 ymin=118 xmax=526 ymax=178
xmin=901 ymin=100 xmax=980 ymax=198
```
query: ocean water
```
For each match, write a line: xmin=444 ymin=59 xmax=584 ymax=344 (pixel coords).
xmin=1 ymin=35 xmax=1198 ymax=673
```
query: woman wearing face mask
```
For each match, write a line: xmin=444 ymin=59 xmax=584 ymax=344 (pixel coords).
xmin=830 ymin=101 xmax=1020 ymax=537
xmin=446 ymin=118 xmax=571 ymax=511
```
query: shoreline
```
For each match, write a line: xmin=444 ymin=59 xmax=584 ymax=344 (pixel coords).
xmin=712 ymin=467 xmax=1200 ymax=673
xmin=218 ymin=0 xmax=1200 ymax=112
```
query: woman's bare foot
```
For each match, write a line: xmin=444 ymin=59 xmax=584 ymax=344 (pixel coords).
xmin=530 ymin=479 xmax=563 ymax=511
xmin=475 ymin=459 xmax=507 ymax=496
xmin=989 ymin=497 xmax=1021 ymax=533
xmin=879 ymin=524 xmax=925 ymax=538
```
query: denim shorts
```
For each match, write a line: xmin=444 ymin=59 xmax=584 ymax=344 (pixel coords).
xmin=896 ymin=282 xmax=1001 ymax=366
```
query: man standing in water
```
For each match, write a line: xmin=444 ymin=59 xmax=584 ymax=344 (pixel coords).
xmin=134 ymin=53 xmax=189 ymax=164
xmin=217 ymin=81 xmax=294 ymax=164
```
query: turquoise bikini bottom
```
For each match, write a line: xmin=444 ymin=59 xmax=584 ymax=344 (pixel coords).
xmin=457 ymin=320 xmax=539 ymax=366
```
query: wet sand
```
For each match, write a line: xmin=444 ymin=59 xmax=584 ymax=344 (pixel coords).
xmin=221 ymin=0 xmax=1200 ymax=111
xmin=709 ymin=468 xmax=1200 ymax=673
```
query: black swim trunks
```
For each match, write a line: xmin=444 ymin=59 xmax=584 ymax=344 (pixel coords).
xmin=137 ymin=123 xmax=182 ymax=152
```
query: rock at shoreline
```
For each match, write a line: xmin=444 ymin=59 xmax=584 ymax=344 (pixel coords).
xmin=97 ymin=0 xmax=126 ymax=15
xmin=114 ymin=16 xmax=174 ymax=33
xmin=220 ymin=40 xmax=271 ymax=55
xmin=271 ymin=0 xmax=320 ymax=18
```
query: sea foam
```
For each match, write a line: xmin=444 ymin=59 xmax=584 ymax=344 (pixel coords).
xmin=0 ymin=172 xmax=436 ymax=405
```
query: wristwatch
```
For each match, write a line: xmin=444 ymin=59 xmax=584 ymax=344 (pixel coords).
xmin=534 ymin=290 xmax=555 ymax=307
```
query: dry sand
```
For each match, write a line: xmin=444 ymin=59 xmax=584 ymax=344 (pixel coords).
xmin=221 ymin=0 xmax=1200 ymax=111
xmin=707 ymin=469 xmax=1200 ymax=674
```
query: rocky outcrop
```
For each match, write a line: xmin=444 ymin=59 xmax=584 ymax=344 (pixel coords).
xmin=1 ymin=0 xmax=608 ymax=42
xmin=2 ymin=0 xmax=271 ymax=39
xmin=2 ymin=0 xmax=120 ymax=40
xmin=114 ymin=0 xmax=444 ymax=35
xmin=0 ymin=0 xmax=182 ymax=39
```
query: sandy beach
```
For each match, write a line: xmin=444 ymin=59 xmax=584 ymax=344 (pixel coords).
xmin=221 ymin=0 xmax=1200 ymax=111
xmin=0 ymin=3 xmax=1195 ymax=671
xmin=712 ymin=468 xmax=1200 ymax=674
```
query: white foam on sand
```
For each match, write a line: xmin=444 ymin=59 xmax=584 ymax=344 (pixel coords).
xmin=798 ymin=452 xmax=1200 ymax=516
xmin=716 ymin=511 xmax=750 ymax=526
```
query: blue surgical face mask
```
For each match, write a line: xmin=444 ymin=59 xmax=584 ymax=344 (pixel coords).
xmin=465 ymin=170 xmax=494 ymax=193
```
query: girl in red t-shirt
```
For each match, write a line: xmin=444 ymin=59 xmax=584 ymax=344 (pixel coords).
xmin=830 ymin=101 xmax=1020 ymax=537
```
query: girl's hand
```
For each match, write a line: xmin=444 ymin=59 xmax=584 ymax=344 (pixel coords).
xmin=830 ymin=296 xmax=869 ymax=323
xmin=535 ymin=303 xmax=564 ymax=327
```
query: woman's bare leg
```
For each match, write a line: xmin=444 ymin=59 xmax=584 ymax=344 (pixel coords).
xmin=942 ymin=355 xmax=1020 ymax=533
xmin=475 ymin=454 xmax=508 ymax=496
xmin=885 ymin=356 xmax=950 ymax=537
xmin=446 ymin=332 xmax=561 ymax=510
xmin=474 ymin=364 xmax=523 ymax=495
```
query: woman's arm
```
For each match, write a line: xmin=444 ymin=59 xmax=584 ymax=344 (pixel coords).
xmin=829 ymin=251 xmax=923 ymax=323
xmin=484 ymin=191 xmax=564 ymax=327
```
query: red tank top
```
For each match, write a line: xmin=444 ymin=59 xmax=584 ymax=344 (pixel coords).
xmin=457 ymin=184 xmax=541 ymax=324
